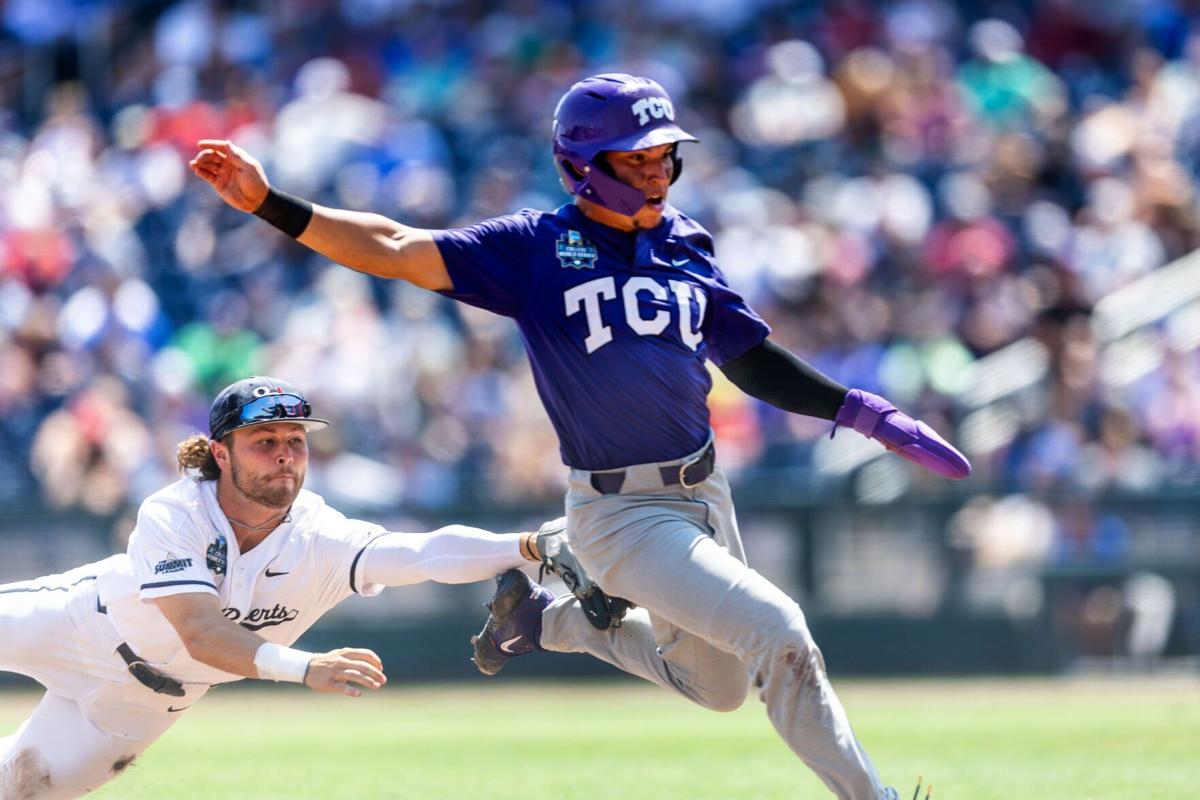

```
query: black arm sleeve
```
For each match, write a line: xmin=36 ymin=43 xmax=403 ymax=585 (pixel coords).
xmin=718 ymin=339 xmax=848 ymax=421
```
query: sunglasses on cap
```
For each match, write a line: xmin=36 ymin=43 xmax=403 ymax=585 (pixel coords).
xmin=213 ymin=393 xmax=327 ymax=440
xmin=239 ymin=393 xmax=312 ymax=423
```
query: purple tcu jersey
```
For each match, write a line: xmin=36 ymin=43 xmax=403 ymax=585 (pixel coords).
xmin=434 ymin=204 xmax=769 ymax=470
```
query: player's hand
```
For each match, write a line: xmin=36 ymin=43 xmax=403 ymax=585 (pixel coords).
xmin=189 ymin=139 xmax=270 ymax=213
xmin=303 ymin=647 xmax=387 ymax=697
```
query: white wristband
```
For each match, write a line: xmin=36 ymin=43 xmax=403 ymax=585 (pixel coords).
xmin=253 ymin=642 xmax=313 ymax=683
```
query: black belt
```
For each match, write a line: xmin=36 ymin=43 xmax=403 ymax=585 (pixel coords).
xmin=97 ymin=593 xmax=186 ymax=697
xmin=589 ymin=442 xmax=716 ymax=495
xmin=116 ymin=643 xmax=186 ymax=697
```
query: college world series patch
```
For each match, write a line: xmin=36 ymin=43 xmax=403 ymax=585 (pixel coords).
xmin=206 ymin=534 xmax=227 ymax=575
xmin=556 ymin=230 xmax=598 ymax=269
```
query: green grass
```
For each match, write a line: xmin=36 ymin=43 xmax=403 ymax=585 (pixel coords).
xmin=1 ymin=677 xmax=1196 ymax=799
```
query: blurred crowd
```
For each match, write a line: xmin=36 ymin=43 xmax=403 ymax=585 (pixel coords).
xmin=4 ymin=0 xmax=1200 ymax=544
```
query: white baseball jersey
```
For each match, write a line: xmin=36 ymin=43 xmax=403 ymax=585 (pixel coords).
xmin=91 ymin=476 xmax=386 ymax=686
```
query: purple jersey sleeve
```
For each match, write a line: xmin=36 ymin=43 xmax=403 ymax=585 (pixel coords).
xmin=432 ymin=210 xmax=541 ymax=318
xmin=702 ymin=264 xmax=771 ymax=366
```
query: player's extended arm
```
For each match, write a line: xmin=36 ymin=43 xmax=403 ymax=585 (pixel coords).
xmin=188 ymin=139 xmax=452 ymax=291
xmin=719 ymin=339 xmax=971 ymax=480
xmin=152 ymin=592 xmax=386 ymax=696
xmin=359 ymin=526 xmax=533 ymax=587
xmin=360 ymin=522 xmax=629 ymax=629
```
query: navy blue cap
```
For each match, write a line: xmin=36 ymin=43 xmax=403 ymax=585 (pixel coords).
xmin=208 ymin=376 xmax=329 ymax=440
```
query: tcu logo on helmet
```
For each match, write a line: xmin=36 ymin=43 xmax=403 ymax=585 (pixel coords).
xmin=631 ymin=96 xmax=675 ymax=126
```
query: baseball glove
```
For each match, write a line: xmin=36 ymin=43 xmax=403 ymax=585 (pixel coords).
xmin=535 ymin=517 xmax=632 ymax=630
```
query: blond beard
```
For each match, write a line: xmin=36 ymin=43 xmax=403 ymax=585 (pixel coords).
xmin=228 ymin=454 xmax=303 ymax=509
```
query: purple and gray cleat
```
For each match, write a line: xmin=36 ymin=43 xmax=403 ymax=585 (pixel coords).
xmin=471 ymin=569 xmax=555 ymax=676
xmin=834 ymin=389 xmax=971 ymax=481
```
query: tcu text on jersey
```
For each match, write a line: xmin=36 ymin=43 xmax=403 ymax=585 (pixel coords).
xmin=564 ymin=275 xmax=707 ymax=354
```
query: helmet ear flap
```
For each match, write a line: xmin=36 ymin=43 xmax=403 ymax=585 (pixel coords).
xmin=560 ymin=157 xmax=586 ymax=182
xmin=669 ymin=144 xmax=683 ymax=185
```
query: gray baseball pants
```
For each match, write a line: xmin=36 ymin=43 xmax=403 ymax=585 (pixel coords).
xmin=539 ymin=441 xmax=890 ymax=800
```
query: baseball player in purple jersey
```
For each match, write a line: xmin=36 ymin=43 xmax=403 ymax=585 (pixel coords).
xmin=191 ymin=73 xmax=969 ymax=800
xmin=0 ymin=376 xmax=583 ymax=799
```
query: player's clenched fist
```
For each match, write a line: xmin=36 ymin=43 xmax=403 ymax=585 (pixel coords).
xmin=303 ymin=647 xmax=387 ymax=697
xmin=189 ymin=139 xmax=270 ymax=213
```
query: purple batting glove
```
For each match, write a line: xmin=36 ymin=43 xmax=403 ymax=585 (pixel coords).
xmin=833 ymin=389 xmax=972 ymax=480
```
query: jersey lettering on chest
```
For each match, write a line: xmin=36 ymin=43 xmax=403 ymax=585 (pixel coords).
xmin=563 ymin=275 xmax=707 ymax=354
xmin=222 ymin=602 xmax=300 ymax=631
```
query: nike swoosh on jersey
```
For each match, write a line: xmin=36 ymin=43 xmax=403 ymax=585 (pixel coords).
xmin=264 ymin=569 xmax=289 ymax=578
xmin=499 ymin=636 xmax=524 ymax=654
xmin=167 ymin=705 xmax=190 ymax=713
xmin=670 ymin=258 xmax=690 ymax=267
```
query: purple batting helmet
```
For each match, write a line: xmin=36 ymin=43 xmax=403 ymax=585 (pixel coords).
xmin=552 ymin=73 xmax=698 ymax=216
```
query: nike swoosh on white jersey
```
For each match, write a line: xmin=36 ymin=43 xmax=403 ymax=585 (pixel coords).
xmin=499 ymin=636 xmax=524 ymax=654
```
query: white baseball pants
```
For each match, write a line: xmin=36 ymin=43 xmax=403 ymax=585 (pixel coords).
xmin=0 ymin=565 xmax=200 ymax=799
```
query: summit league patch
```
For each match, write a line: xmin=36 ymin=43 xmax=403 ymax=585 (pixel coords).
xmin=154 ymin=553 xmax=193 ymax=575
xmin=556 ymin=230 xmax=598 ymax=269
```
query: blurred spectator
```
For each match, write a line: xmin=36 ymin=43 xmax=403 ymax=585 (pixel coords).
xmin=958 ymin=19 xmax=1066 ymax=133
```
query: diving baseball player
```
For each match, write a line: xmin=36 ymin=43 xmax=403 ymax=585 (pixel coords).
xmin=190 ymin=74 xmax=970 ymax=800
xmin=0 ymin=376 xmax=584 ymax=799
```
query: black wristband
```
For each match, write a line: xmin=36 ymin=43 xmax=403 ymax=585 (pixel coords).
xmin=253 ymin=187 xmax=313 ymax=238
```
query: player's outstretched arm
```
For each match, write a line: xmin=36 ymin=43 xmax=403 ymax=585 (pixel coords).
xmin=188 ymin=139 xmax=452 ymax=291
xmin=719 ymin=339 xmax=971 ymax=480
xmin=359 ymin=525 xmax=538 ymax=587
xmin=153 ymin=592 xmax=386 ymax=697
xmin=358 ymin=521 xmax=629 ymax=630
